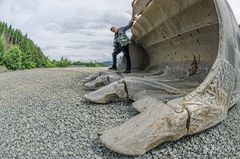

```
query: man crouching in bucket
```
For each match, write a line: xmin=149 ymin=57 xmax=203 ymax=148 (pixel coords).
xmin=108 ymin=18 xmax=136 ymax=74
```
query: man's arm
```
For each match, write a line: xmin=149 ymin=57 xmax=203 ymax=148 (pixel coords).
xmin=122 ymin=20 xmax=134 ymax=32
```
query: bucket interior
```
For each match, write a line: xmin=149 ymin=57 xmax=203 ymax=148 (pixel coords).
xmin=129 ymin=0 xmax=219 ymax=91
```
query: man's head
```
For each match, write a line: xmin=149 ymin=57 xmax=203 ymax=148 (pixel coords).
xmin=111 ymin=27 xmax=118 ymax=33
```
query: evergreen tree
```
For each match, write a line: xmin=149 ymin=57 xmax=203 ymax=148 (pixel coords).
xmin=4 ymin=46 xmax=23 ymax=70
xmin=0 ymin=37 xmax=5 ymax=65
xmin=0 ymin=21 xmax=52 ymax=70
xmin=0 ymin=21 xmax=107 ymax=70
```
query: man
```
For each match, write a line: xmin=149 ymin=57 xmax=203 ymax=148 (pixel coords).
xmin=109 ymin=19 xmax=135 ymax=73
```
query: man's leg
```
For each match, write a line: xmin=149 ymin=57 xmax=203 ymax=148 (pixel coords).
xmin=122 ymin=45 xmax=131 ymax=73
xmin=110 ymin=48 xmax=121 ymax=70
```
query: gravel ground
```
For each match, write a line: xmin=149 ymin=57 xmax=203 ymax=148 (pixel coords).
xmin=0 ymin=68 xmax=239 ymax=159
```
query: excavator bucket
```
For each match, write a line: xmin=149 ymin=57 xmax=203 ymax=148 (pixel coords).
xmin=84 ymin=0 xmax=240 ymax=156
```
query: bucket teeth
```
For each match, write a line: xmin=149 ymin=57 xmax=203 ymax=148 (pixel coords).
xmin=132 ymin=97 xmax=159 ymax=112
xmin=100 ymin=101 xmax=188 ymax=156
xmin=84 ymin=75 xmax=121 ymax=90
xmin=82 ymin=72 xmax=101 ymax=84
xmin=83 ymin=0 xmax=240 ymax=156
xmin=84 ymin=81 xmax=127 ymax=104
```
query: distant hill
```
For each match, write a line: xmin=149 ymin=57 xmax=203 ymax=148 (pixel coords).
xmin=102 ymin=61 xmax=112 ymax=66
xmin=71 ymin=60 xmax=108 ymax=67
xmin=0 ymin=21 xmax=52 ymax=70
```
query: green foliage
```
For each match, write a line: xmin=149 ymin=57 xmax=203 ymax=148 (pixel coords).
xmin=46 ymin=58 xmax=107 ymax=68
xmin=0 ymin=37 xmax=5 ymax=65
xmin=3 ymin=46 xmax=38 ymax=70
xmin=71 ymin=61 xmax=107 ymax=67
xmin=21 ymin=54 xmax=36 ymax=69
xmin=43 ymin=59 xmax=55 ymax=68
xmin=4 ymin=47 xmax=24 ymax=70
xmin=0 ymin=21 xmax=51 ymax=70
xmin=0 ymin=21 xmax=107 ymax=70
xmin=53 ymin=57 xmax=71 ymax=67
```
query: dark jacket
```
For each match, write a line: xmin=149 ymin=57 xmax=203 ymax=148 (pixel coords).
xmin=114 ymin=21 xmax=134 ymax=48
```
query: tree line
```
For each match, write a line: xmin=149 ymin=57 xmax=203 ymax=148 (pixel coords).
xmin=51 ymin=57 xmax=107 ymax=68
xmin=0 ymin=21 xmax=54 ymax=70
xmin=0 ymin=21 xmax=107 ymax=70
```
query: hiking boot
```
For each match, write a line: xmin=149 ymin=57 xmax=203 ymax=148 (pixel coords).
xmin=109 ymin=66 xmax=117 ymax=70
xmin=123 ymin=70 xmax=131 ymax=74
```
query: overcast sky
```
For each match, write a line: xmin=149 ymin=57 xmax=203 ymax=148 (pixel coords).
xmin=0 ymin=0 xmax=239 ymax=62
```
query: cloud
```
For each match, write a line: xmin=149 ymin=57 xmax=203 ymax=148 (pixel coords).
xmin=0 ymin=0 xmax=132 ymax=61
xmin=0 ymin=0 xmax=239 ymax=61
xmin=227 ymin=0 xmax=240 ymax=23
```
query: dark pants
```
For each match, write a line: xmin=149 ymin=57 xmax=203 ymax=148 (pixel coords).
xmin=112 ymin=45 xmax=131 ymax=71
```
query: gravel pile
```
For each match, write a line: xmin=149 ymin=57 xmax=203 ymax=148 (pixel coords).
xmin=0 ymin=68 xmax=239 ymax=159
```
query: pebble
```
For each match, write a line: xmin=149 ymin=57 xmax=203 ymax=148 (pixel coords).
xmin=0 ymin=68 xmax=238 ymax=159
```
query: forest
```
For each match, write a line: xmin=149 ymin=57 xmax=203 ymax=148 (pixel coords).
xmin=0 ymin=21 xmax=107 ymax=70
